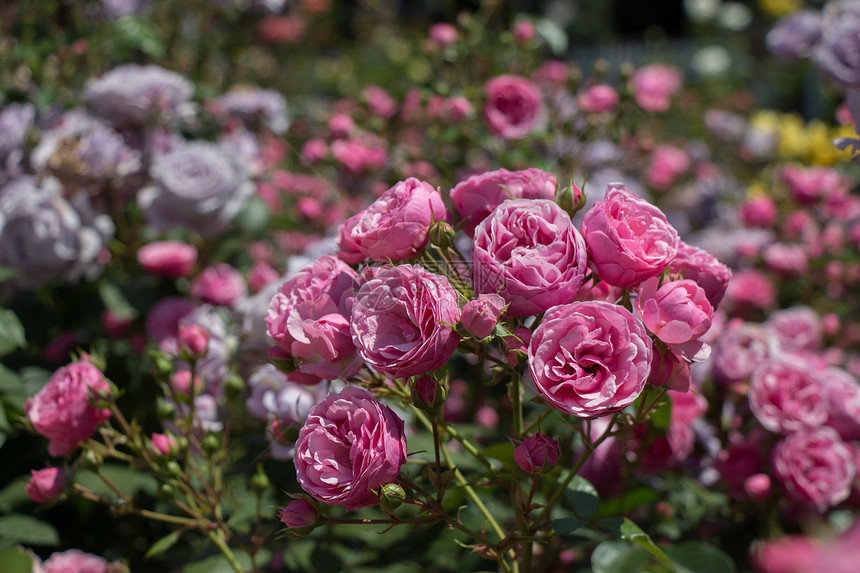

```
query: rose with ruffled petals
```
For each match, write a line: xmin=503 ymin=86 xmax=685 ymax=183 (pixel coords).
xmin=351 ymin=264 xmax=460 ymax=379
xmin=84 ymin=64 xmax=192 ymax=127
xmin=450 ymin=168 xmax=556 ymax=237
xmin=581 ymin=184 xmax=679 ymax=288
xmin=348 ymin=178 xmax=448 ymax=262
xmin=667 ymin=241 xmax=732 ymax=308
xmin=40 ymin=549 xmax=111 ymax=573
xmin=483 ymin=75 xmax=543 ymax=139
xmin=26 ymin=467 xmax=65 ymax=503
xmin=473 ymin=199 xmax=588 ymax=317
xmin=528 ymin=301 xmax=652 ymax=418
xmin=267 ymin=255 xmax=362 ymax=381
xmin=711 ymin=320 xmax=777 ymax=385
xmin=772 ymin=427 xmax=855 ymax=510
xmin=25 ymin=361 xmax=111 ymax=457
xmin=629 ymin=64 xmax=682 ymax=112
xmin=635 ymin=277 xmax=712 ymax=359
xmin=750 ymin=357 xmax=829 ymax=434
xmin=294 ymin=387 xmax=407 ymax=511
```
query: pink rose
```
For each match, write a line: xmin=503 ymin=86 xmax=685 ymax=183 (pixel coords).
xmin=472 ymin=199 xmax=588 ymax=317
xmin=441 ymin=96 xmax=473 ymax=123
xmin=648 ymin=344 xmax=691 ymax=392
xmin=766 ymin=306 xmax=822 ymax=352
xmin=450 ymin=167 xmax=557 ymax=237
xmin=351 ymin=264 xmax=460 ymax=379
xmin=533 ymin=60 xmax=569 ymax=89
xmin=726 ymin=269 xmax=776 ymax=310
xmin=752 ymin=535 xmax=821 ymax=573
xmin=750 ymin=357 xmax=828 ymax=433
xmin=137 ymin=240 xmax=197 ymax=278
xmin=581 ymin=184 xmax=680 ymax=288
xmin=428 ymin=22 xmax=458 ymax=47
xmin=460 ymin=293 xmax=506 ymax=339
xmin=267 ymin=255 xmax=362 ymax=380
xmin=772 ymin=427 xmax=855 ymax=510
xmin=363 ymin=85 xmax=397 ymax=119
xmin=744 ymin=473 xmax=772 ymax=502
xmin=247 ymin=260 xmax=280 ymax=293
xmin=645 ymin=145 xmax=691 ymax=191
xmin=151 ymin=433 xmax=177 ymax=456
xmin=711 ymin=320 xmax=777 ymax=385
xmin=667 ymin=241 xmax=732 ymax=308
xmin=26 ymin=361 xmax=111 ymax=457
xmin=781 ymin=165 xmax=850 ymax=205
xmin=635 ymin=277 xmax=713 ymax=359
xmin=41 ymin=549 xmax=110 ymax=573
xmin=739 ymin=196 xmax=778 ymax=228
xmin=26 ymin=467 xmax=65 ymax=503
xmin=327 ymin=113 xmax=354 ymax=138
xmin=634 ymin=421 xmax=695 ymax=475
xmin=762 ymin=243 xmax=808 ymax=276
xmin=348 ymin=178 xmax=448 ymax=262
xmin=630 ymin=64 xmax=682 ymax=112
xmin=483 ymin=75 xmax=543 ymax=139
xmin=822 ymin=367 xmax=860 ymax=441
xmin=278 ymin=498 xmax=318 ymax=533
xmin=300 ymin=138 xmax=328 ymax=163
xmin=294 ymin=387 xmax=407 ymax=510
xmin=335 ymin=212 xmax=366 ymax=265
xmin=330 ymin=137 xmax=388 ymax=174
xmin=514 ymin=432 xmax=559 ymax=473
xmin=528 ymin=301 xmax=652 ymax=418
xmin=177 ymin=323 xmax=209 ymax=358
xmin=716 ymin=437 xmax=764 ymax=498
xmin=576 ymin=84 xmax=619 ymax=113
xmin=190 ymin=263 xmax=246 ymax=306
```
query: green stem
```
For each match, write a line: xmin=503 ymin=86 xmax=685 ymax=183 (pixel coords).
xmin=207 ymin=530 xmax=245 ymax=573
xmin=440 ymin=442 xmax=506 ymax=543
xmin=510 ymin=374 xmax=523 ymax=439
xmin=523 ymin=408 xmax=554 ymax=436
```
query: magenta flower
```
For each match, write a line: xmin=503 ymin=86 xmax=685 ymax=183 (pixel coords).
xmin=514 ymin=433 xmax=560 ymax=473
xmin=137 ymin=241 xmax=197 ymax=278
xmin=483 ymin=75 xmax=543 ymax=139
xmin=26 ymin=467 xmax=66 ymax=503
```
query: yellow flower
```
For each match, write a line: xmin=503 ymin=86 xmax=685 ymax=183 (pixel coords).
xmin=759 ymin=0 xmax=802 ymax=18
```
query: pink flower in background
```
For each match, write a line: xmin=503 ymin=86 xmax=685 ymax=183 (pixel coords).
xmin=577 ymin=84 xmax=619 ymax=113
xmin=26 ymin=467 xmax=65 ymax=503
xmin=137 ymin=241 xmax=197 ymax=278
xmin=635 ymin=277 xmax=713 ymax=359
xmin=822 ymin=367 xmax=860 ymax=441
xmin=512 ymin=19 xmax=535 ymax=43
xmin=645 ymin=145 xmax=691 ymax=191
xmin=25 ymin=361 xmax=111 ymax=456
xmin=726 ymin=269 xmax=776 ymax=309
xmin=484 ymin=75 xmax=543 ymax=139
xmin=267 ymin=255 xmax=362 ymax=380
xmin=711 ymin=320 xmax=776 ymax=385
xmin=581 ymin=184 xmax=680 ymax=288
xmin=41 ymin=549 xmax=110 ymax=573
xmin=351 ymin=264 xmax=460 ymax=379
xmin=752 ymin=535 xmax=821 ymax=573
xmin=766 ymin=306 xmax=822 ymax=352
xmin=472 ymin=199 xmax=588 ymax=317
xmin=772 ymin=427 xmax=855 ymax=510
xmin=190 ymin=263 xmax=247 ymax=306
xmin=739 ymin=196 xmax=778 ymax=228
xmin=781 ymin=165 xmax=850 ymax=204
xmin=749 ymin=357 xmax=829 ymax=433
xmin=428 ymin=22 xmax=458 ymax=47
xmin=348 ymin=178 xmax=448 ymax=262
xmin=450 ymin=167 xmax=556 ymax=237
xmin=514 ymin=433 xmax=559 ymax=473
xmin=294 ymin=387 xmax=407 ymax=511
xmin=441 ymin=96 xmax=473 ymax=123
xmin=528 ymin=301 xmax=652 ymax=418
xmin=150 ymin=433 xmax=177 ymax=456
xmin=667 ymin=242 xmax=732 ymax=308
xmin=630 ymin=64 xmax=682 ymax=112
xmin=460 ymin=293 xmax=506 ymax=339
xmin=762 ymin=243 xmax=808 ymax=276
xmin=300 ymin=138 xmax=328 ymax=163
xmin=177 ymin=323 xmax=209 ymax=358
xmin=248 ymin=260 xmax=280 ymax=293
xmin=363 ymin=85 xmax=397 ymax=119
xmin=533 ymin=60 xmax=569 ymax=89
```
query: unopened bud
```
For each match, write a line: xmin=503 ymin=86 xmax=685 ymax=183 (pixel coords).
xmin=278 ymin=499 xmax=318 ymax=536
xmin=156 ymin=399 xmax=176 ymax=419
xmin=202 ymin=434 xmax=221 ymax=454
xmin=250 ymin=465 xmax=270 ymax=495
xmin=224 ymin=375 xmax=245 ymax=400
xmin=178 ymin=324 xmax=209 ymax=360
xmin=166 ymin=461 xmax=182 ymax=477
xmin=378 ymin=483 xmax=406 ymax=515
xmin=158 ymin=483 xmax=175 ymax=498
xmin=81 ymin=450 xmax=103 ymax=471
xmin=556 ymin=180 xmax=586 ymax=217
xmin=428 ymin=221 xmax=456 ymax=250
xmin=411 ymin=375 xmax=439 ymax=411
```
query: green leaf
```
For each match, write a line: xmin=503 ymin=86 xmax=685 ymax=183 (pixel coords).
xmin=98 ymin=282 xmax=137 ymax=320
xmin=145 ymin=529 xmax=183 ymax=560
xmin=651 ymin=397 xmax=672 ymax=429
xmin=591 ymin=540 xmax=650 ymax=573
xmin=0 ymin=514 xmax=59 ymax=546
xmin=665 ymin=541 xmax=736 ymax=573
xmin=235 ymin=196 xmax=271 ymax=235
xmin=552 ymin=516 xmax=588 ymax=535
xmin=76 ymin=464 xmax=157 ymax=498
xmin=0 ymin=364 xmax=23 ymax=393
xmin=112 ymin=16 xmax=166 ymax=59
xmin=482 ymin=442 xmax=514 ymax=465
xmin=564 ymin=475 xmax=598 ymax=519
xmin=0 ymin=548 xmax=34 ymax=573
xmin=0 ymin=479 xmax=30 ymax=513
xmin=0 ymin=266 xmax=18 ymax=283
xmin=619 ymin=518 xmax=678 ymax=572
xmin=0 ymin=309 xmax=25 ymax=356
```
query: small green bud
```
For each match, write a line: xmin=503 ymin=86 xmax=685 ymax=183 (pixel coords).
xmin=202 ymin=434 xmax=221 ymax=454
xmin=156 ymin=399 xmax=176 ymax=419
xmin=378 ymin=483 xmax=406 ymax=516
xmin=166 ymin=461 xmax=182 ymax=477
xmin=154 ymin=355 xmax=174 ymax=377
xmin=249 ymin=465 xmax=270 ymax=495
xmin=158 ymin=483 xmax=175 ymax=498
xmin=428 ymin=221 xmax=456 ymax=250
xmin=81 ymin=450 xmax=103 ymax=471
xmin=224 ymin=375 xmax=245 ymax=400
xmin=555 ymin=180 xmax=586 ymax=217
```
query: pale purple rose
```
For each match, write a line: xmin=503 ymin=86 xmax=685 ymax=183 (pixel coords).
xmin=348 ymin=178 xmax=448 ymax=262
xmin=217 ymin=88 xmax=289 ymax=134
xmin=460 ymin=293 xmax=506 ymax=339
xmin=822 ymin=367 xmax=860 ymax=441
xmin=528 ymin=301 xmax=652 ymax=418
xmin=450 ymin=168 xmax=557 ymax=237
xmin=84 ymin=64 xmax=192 ymax=127
xmin=190 ymin=263 xmax=247 ymax=307
xmin=750 ymin=357 xmax=829 ymax=433
xmin=581 ymin=184 xmax=680 ymax=288
xmin=766 ymin=307 xmax=822 ymax=352
xmin=483 ymin=75 xmax=543 ymax=139
xmin=711 ymin=320 xmax=778 ymax=385
xmin=767 ymin=10 xmax=822 ymax=60
xmin=635 ymin=277 xmax=713 ymax=360
xmin=473 ymin=199 xmax=588 ymax=317
xmin=772 ymin=427 xmax=855 ymax=510
xmin=294 ymin=387 xmax=407 ymax=511
xmin=138 ymin=142 xmax=252 ymax=237
xmin=630 ymin=64 xmax=682 ymax=112
xmin=514 ymin=433 xmax=560 ymax=473
xmin=25 ymin=361 xmax=111 ymax=457
xmin=41 ymin=549 xmax=110 ymax=573
xmin=667 ymin=241 xmax=732 ymax=308
xmin=351 ymin=264 xmax=460 ymax=379
xmin=814 ymin=4 xmax=860 ymax=88
xmin=267 ymin=255 xmax=362 ymax=381
xmin=0 ymin=103 xmax=35 ymax=182
xmin=26 ymin=467 xmax=65 ymax=503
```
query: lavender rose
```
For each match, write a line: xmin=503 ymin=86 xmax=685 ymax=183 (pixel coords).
xmin=294 ymin=387 xmax=407 ymax=511
xmin=351 ymin=264 xmax=460 ymax=379
xmin=138 ymin=142 xmax=252 ymax=237
xmin=528 ymin=301 xmax=652 ymax=418
xmin=449 ymin=168 xmax=556 ymax=237
xmin=766 ymin=10 xmax=822 ymax=60
xmin=772 ymin=427 xmax=855 ymax=510
xmin=348 ymin=178 xmax=448 ymax=262
xmin=473 ymin=199 xmax=588 ymax=317
xmin=0 ymin=103 xmax=35 ymax=183
xmin=814 ymin=3 xmax=860 ymax=88
xmin=84 ymin=64 xmax=192 ymax=127
xmin=25 ymin=361 xmax=111 ymax=457
xmin=217 ymin=88 xmax=289 ymax=134
xmin=483 ymin=75 xmax=543 ymax=139
xmin=581 ymin=184 xmax=680 ymax=288
xmin=267 ymin=255 xmax=362 ymax=381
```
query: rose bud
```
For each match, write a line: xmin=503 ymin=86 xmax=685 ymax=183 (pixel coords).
xmin=514 ymin=433 xmax=560 ymax=473
xmin=151 ymin=433 xmax=178 ymax=457
xmin=412 ymin=375 xmax=439 ymax=411
xmin=177 ymin=323 xmax=210 ymax=359
xmin=26 ymin=467 xmax=66 ymax=503
xmin=460 ymin=294 xmax=507 ymax=339
xmin=744 ymin=473 xmax=771 ymax=503
xmin=378 ymin=483 xmax=406 ymax=516
xmin=137 ymin=241 xmax=197 ymax=279
xmin=278 ymin=499 xmax=318 ymax=536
